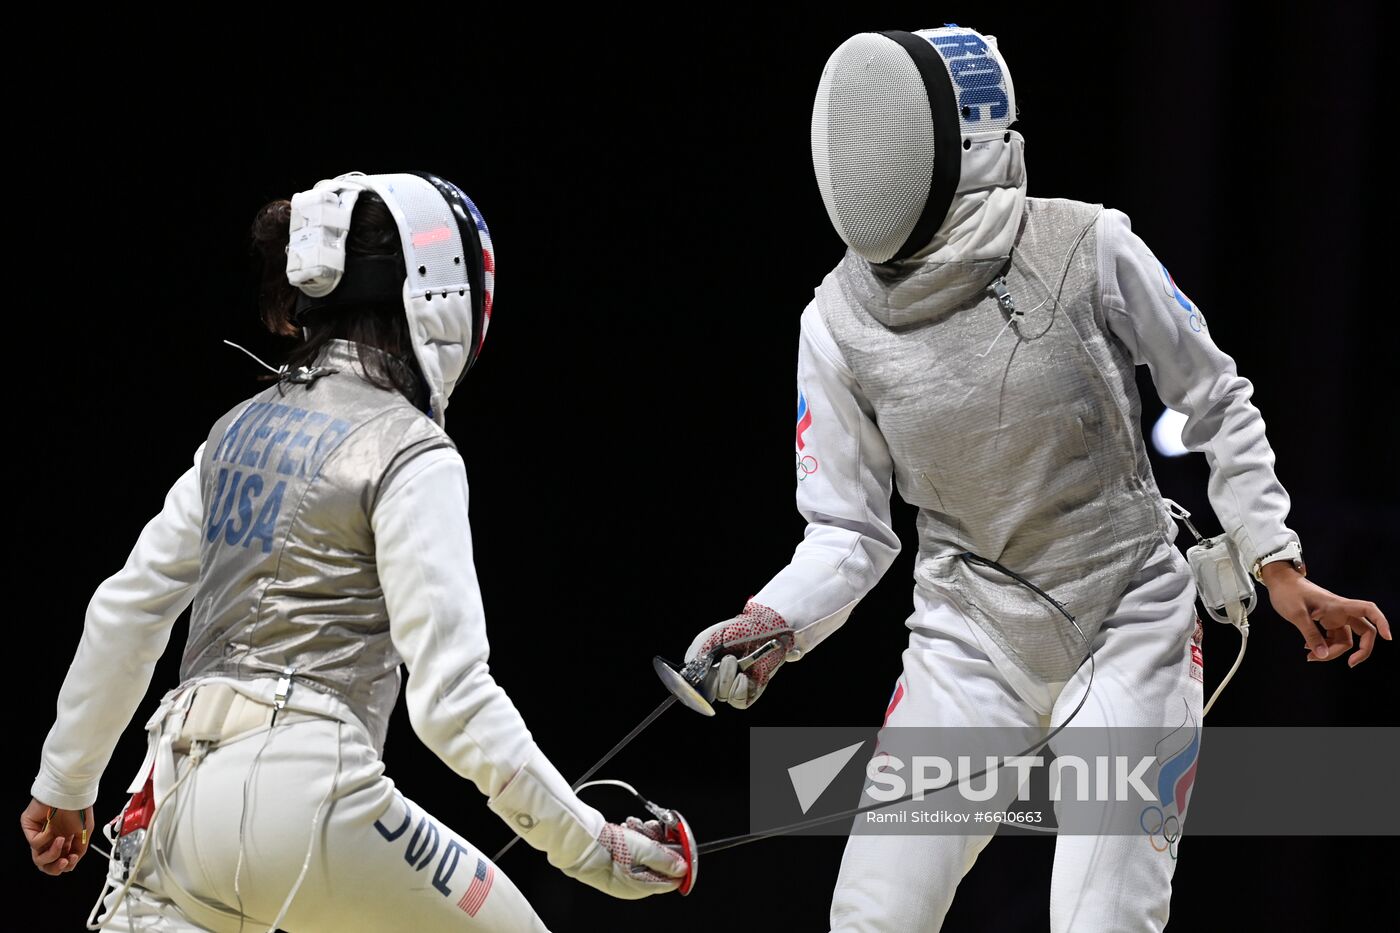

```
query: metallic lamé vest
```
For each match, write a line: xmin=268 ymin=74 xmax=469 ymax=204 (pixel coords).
xmin=817 ymin=197 xmax=1174 ymax=682
xmin=181 ymin=340 xmax=454 ymax=751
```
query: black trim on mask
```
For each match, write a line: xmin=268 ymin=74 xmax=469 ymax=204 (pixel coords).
xmin=410 ymin=171 xmax=488 ymax=375
xmin=879 ymin=30 xmax=962 ymax=263
xmin=293 ymin=254 xmax=406 ymax=324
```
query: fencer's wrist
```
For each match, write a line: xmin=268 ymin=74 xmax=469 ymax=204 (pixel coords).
xmin=30 ymin=768 xmax=97 ymax=813
xmin=1259 ymin=560 xmax=1306 ymax=590
xmin=487 ymin=750 xmax=604 ymax=870
xmin=1251 ymin=541 xmax=1306 ymax=584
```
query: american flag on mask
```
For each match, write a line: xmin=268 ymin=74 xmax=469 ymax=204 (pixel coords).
xmin=461 ymin=193 xmax=496 ymax=338
xmin=457 ymin=858 xmax=495 ymax=917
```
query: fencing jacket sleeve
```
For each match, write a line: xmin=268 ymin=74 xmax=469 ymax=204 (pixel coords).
xmin=374 ymin=448 xmax=605 ymax=867
xmin=1098 ymin=207 xmax=1301 ymax=571
xmin=750 ymin=304 xmax=902 ymax=656
xmin=31 ymin=445 xmax=206 ymax=811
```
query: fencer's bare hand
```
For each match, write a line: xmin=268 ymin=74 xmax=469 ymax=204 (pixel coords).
xmin=21 ymin=797 xmax=94 ymax=876
xmin=1262 ymin=564 xmax=1391 ymax=667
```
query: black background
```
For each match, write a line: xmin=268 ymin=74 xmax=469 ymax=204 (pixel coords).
xmin=14 ymin=3 xmax=1396 ymax=930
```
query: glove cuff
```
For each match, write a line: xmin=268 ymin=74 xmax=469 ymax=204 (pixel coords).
xmin=487 ymin=749 xmax=605 ymax=871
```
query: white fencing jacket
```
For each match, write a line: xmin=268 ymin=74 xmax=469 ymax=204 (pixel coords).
xmin=755 ymin=207 xmax=1299 ymax=657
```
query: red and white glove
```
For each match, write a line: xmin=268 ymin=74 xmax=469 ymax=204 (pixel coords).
xmin=488 ymin=752 xmax=686 ymax=899
xmin=685 ymin=602 xmax=797 ymax=709
xmin=576 ymin=818 xmax=688 ymax=899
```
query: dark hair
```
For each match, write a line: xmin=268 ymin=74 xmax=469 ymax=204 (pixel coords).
xmin=251 ymin=194 xmax=427 ymax=409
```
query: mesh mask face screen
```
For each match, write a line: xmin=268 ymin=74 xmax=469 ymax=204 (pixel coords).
xmin=811 ymin=27 xmax=1017 ymax=264
xmin=812 ymin=34 xmax=936 ymax=264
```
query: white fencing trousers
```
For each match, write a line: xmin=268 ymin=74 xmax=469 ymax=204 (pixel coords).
xmin=829 ymin=542 xmax=1204 ymax=932
xmin=97 ymin=713 xmax=550 ymax=932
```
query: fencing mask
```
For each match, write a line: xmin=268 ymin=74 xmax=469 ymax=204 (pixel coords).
xmin=811 ymin=25 xmax=1022 ymax=265
xmin=285 ymin=171 xmax=496 ymax=426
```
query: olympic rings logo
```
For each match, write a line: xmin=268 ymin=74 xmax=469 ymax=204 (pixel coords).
xmin=1139 ymin=806 xmax=1182 ymax=860
xmin=796 ymin=454 xmax=819 ymax=481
